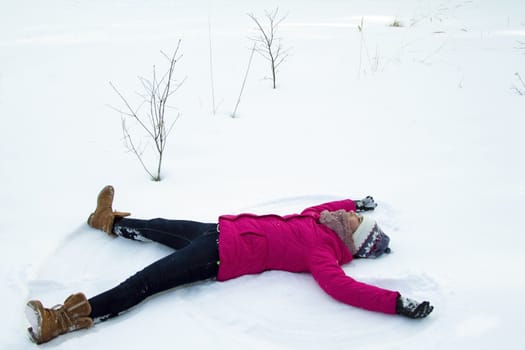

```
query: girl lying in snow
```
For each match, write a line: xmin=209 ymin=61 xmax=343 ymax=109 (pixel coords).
xmin=25 ymin=185 xmax=434 ymax=344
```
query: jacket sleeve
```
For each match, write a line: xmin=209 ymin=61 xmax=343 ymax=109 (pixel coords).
xmin=301 ymin=199 xmax=356 ymax=218
xmin=309 ymin=247 xmax=399 ymax=314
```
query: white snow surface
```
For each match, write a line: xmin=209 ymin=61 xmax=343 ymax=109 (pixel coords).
xmin=1 ymin=0 xmax=524 ymax=349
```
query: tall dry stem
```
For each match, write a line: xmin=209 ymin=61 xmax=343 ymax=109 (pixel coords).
xmin=232 ymin=43 xmax=257 ymax=117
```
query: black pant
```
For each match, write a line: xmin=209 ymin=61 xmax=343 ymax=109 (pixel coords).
xmin=88 ymin=218 xmax=219 ymax=321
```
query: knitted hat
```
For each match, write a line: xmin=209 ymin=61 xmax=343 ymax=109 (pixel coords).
xmin=352 ymin=216 xmax=391 ymax=258
xmin=319 ymin=210 xmax=391 ymax=258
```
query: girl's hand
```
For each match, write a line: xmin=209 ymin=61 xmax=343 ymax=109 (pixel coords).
xmin=396 ymin=296 xmax=434 ymax=319
xmin=355 ymin=196 xmax=377 ymax=212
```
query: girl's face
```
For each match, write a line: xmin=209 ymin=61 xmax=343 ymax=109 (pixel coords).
xmin=348 ymin=211 xmax=363 ymax=233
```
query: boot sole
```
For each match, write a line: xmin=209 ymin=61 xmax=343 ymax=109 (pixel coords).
xmin=25 ymin=302 xmax=42 ymax=344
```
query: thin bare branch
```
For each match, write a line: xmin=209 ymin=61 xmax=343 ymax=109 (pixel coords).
xmin=109 ymin=81 xmax=156 ymax=140
xmin=513 ymin=72 xmax=525 ymax=95
xmin=163 ymin=113 xmax=181 ymax=152
xmin=122 ymin=118 xmax=156 ymax=180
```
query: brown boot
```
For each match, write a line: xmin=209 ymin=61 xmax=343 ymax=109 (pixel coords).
xmin=87 ymin=185 xmax=130 ymax=235
xmin=26 ymin=293 xmax=93 ymax=344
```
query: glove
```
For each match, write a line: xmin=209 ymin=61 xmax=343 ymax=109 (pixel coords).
xmin=355 ymin=196 xmax=377 ymax=212
xmin=396 ymin=296 xmax=434 ymax=319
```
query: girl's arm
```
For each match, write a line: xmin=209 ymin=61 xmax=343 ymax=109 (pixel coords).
xmin=300 ymin=199 xmax=356 ymax=218
xmin=309 ymin=248 xmax=399 ymax=314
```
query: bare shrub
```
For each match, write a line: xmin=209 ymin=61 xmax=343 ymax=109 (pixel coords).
xmin=110 ymin=40 xmax=185 ymax=181
xmin=247 ymin=8 xmax=289 ymax=89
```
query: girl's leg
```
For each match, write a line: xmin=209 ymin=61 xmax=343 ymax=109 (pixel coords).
xmin=113 ymin=218 xmax=217 ymax=250
xmin=88 ymin=229 xmax=219 ymax=321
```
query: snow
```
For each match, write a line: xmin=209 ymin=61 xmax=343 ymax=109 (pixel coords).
xmin=1 ymin=0 xmax=524 ymax=348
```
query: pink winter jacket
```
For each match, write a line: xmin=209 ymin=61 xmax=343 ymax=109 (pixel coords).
xmin=216 ymin=199 xmax=399 ymax=314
